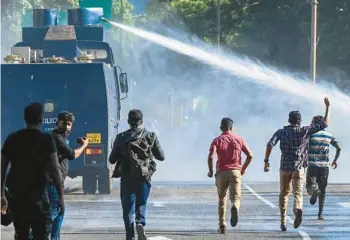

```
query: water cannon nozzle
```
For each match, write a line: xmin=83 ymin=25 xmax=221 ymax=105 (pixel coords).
xmin=101 ymin=17 xmax=109 ymax=23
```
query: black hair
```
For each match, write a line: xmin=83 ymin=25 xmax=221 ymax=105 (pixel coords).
xmin=128 ymin=109 xmax=143 ymax=128
xmin=288 ymin=111 xmax=302 ymax=125
xmin=57 ymin=111 xmax=75 ymax=123
xmin=24 ymin=103 xmax=43 ymax=125
xmin=220 ymin=117 xmax=233 ymax=131
xmin=313 ymin=115 xmax=323 ymax=125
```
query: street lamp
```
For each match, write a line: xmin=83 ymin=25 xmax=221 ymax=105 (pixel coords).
xmin=310 ymin=0 xmax=318 ymax=84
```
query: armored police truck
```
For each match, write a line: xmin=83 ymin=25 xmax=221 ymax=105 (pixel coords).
xmin=1 ymin=8 xmax=129 ymax=194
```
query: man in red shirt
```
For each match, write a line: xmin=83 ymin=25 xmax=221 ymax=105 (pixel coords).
xmin=207 ymin=117 xmax=253 ymax=234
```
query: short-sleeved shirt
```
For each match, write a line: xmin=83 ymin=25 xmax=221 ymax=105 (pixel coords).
xmin=1 ymin=128 xmax=57 ymax=201
xmin=267 ymin=121 xmax=327 ymax=171
xmin=209 ymin=132 xmax=248 ymax=173
xmin=308 ymin=130 xmax=338 ymax=167
xmin=51 ymin=129 xmax=75 ymax=182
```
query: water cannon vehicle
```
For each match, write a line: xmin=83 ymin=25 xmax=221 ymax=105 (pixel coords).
xmin=1 ymin=7 xmax=129 ymax=194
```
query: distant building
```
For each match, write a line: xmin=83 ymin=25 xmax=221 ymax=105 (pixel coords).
xmin=128 ymin=0 xmax=149 ymax=15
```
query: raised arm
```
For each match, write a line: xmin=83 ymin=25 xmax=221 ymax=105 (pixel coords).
xmin=323 ymin=97 xmax=330 ymax=125
xmin=305 ymin=98 xmax=330 ymax=136
xmin=54 ymin=133 xmax=88 ymax=161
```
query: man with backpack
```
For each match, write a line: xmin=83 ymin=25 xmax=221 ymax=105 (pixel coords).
xmin=109 ymin=109 xmax=165 ymax=240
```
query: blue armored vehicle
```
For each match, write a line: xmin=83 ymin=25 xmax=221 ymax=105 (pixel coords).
xmin=1 ymin=8 xmax=129 ymax=194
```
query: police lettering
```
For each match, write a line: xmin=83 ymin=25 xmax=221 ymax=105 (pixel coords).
xmin=43 ymin=117 xmax=57 ymax=124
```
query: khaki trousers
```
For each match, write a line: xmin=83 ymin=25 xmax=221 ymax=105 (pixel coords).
xmin=279 ymin=169 xmax=305 ymax=225
xmin=215 ymin=170 xmax=242 ymax=226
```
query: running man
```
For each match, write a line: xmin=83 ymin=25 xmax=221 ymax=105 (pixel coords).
xmin=109 ymin=109 xmax=165 ymax=240
xmin=207 ymin=117 xmax=253 ymax=234
xmin=264 ymin=97 xmax=330 ymax=231
xmin=306 ymin=115 xmax=341 ymax=220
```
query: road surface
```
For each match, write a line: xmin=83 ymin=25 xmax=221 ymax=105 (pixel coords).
xmin=1 ymin=182 xmax=350 ymax=239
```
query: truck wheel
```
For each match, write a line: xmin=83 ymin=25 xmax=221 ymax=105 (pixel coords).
xmin=83 ymin=173 xmax=97 ymax=194
xmin=98 ymin=167 xmax=112 ymax=194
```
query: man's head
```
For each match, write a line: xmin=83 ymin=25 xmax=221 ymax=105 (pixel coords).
xmin=56 ymin=111 xmax=75 ymax=136
xmin=312 ymin=115 xmax=323 ymax=125
xmin=128 ymin=109 xmax=143 ymax=128
xmin=288 ymin=111 xmax=302 ymax=126
xmin=24 ymin=103 xmax=43 ymax=127
xmin=220 ymin=117 xmax=233 ymax=132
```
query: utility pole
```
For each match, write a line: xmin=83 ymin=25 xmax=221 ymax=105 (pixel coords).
xmin=216 ymin=0 xmax=221 ymax=52
xmin=120 ymin=0 xmax=124 ymax=59
xmin=310 ymin=0 xmax=318 ymax=84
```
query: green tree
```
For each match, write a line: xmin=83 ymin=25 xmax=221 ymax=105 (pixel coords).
xmin=144 ymin=0 xmax=350 ymax=82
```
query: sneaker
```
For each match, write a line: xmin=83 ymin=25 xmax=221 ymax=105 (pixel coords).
xmin=310 ymin=195 xmax=317 ymax=205
xmin=294 ymin=209 xmax=303 ymax=229
xmin=318 ymin=215 xmax=324 ymax=220
xmin=136 ymin=224 xmax=147 ymax=240
xmin=218 ymin=225 xmax=226 ymax=234
xmin=280 ymin=223 xmax=287 ymax=232
xmin=230 ymin=206 xmax=238 ymax=227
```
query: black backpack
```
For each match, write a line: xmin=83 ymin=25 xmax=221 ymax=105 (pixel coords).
xmin=126 ymin=130 xmax=152 ymax=179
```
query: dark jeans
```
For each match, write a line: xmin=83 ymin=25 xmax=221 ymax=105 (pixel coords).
xmin=306 ymin=166 xmax=329 ymax=216
xmin=120 ymin=177 xmax=151 ymax=240
xmin=48 ymin=183 xmax=65 ymax=240
xmin=9 ymin=197 xmax=51 ymax=240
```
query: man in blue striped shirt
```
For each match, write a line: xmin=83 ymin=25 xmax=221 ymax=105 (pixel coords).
xmin=306 ymin=115 xmax=341 ymax=220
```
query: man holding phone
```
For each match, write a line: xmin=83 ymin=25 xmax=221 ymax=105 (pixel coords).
xmin=49 ymin=111 xmax=89 ymax=240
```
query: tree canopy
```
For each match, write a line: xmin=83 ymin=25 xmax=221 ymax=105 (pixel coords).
xmin=143 ymin=0 xmax=350 ymax=83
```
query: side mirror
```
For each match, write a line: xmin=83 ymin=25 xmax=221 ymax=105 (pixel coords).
xmin=119 ymin=73 xmax=129 ymax=93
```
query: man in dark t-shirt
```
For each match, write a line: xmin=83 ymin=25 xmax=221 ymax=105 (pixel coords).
xmin=1 ymin=103 xmax=64 ymax=240
xmin=49 ymin=111 xmax=88 ymax=240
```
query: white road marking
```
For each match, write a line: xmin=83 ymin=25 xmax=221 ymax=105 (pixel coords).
xmin=339 ymin=202 xmax=350 ymax=208
xmin=243 ymin=183 xmax=311 ymax=240
xmin=64 ymin=199 xmax=167 ymax=207
xmin=152 ymin=201 xmax=167 ymax=207
xmin=65 ymin=199 xmax=117 ymax=203
xmin=244 ymin=184 xmax=277 ymax=208
xmin=148 ymin=237 xmax=173 ymax=240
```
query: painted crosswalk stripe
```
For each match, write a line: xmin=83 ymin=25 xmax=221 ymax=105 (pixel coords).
xmin=148 ymin=237 xmax=172 ymax=240
xmin=339 ymin=202 xmax=350 ymax=208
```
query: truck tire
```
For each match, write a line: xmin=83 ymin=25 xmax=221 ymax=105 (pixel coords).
xmin=83 ymin=173 xmax=97 ymax=194
xmin=98 ymin=167 xmax=112 ymax=194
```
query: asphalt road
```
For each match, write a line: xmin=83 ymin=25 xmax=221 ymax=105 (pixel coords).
xmin=1 ymin=182 xmax=350 ymax=240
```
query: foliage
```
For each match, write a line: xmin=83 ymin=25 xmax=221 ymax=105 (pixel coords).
xmin=142 ymin=0 xmax=350 ymax=83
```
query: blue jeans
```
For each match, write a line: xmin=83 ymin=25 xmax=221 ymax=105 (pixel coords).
xmin=120 ymin=177 xmax=151 ymax=240
xmin=48 ymin=184 xmax=65 ymax=240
